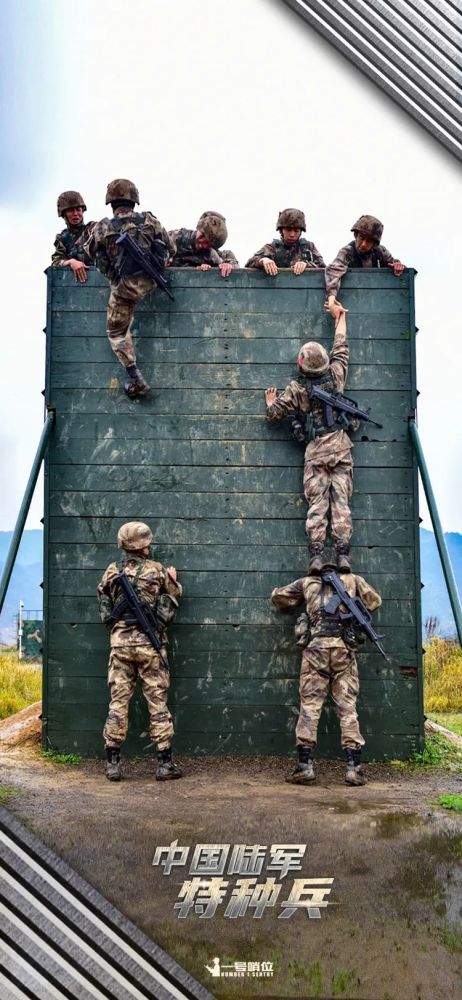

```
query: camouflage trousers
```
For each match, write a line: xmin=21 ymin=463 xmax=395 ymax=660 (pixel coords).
xmin=303 ymin=454 xmax=353 ymax=549
xmin=103 ymin=644 xmax=173 ymax=751
xmin=107 ymin=275 xmax=154 ymax=367
xmin=295 ymin=641 xmax=364 ymax=749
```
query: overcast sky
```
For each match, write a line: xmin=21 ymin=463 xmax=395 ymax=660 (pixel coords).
xmin=0 ymin=0 xmax=460 ymax=533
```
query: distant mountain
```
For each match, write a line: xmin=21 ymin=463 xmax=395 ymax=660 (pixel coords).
xmin=0 ymin=527 xmax=460 ymax=642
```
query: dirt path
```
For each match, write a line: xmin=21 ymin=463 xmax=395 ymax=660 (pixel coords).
xmin=1 ymin=736 xmax=462 ymax=1000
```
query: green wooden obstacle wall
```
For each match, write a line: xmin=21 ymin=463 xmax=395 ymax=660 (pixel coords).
xmin=42 ymin=267 xmax=423 ymax=758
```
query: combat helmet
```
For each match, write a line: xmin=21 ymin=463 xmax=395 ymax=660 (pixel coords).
xmin=276 ymin=208 xmax=306 ymax=231
xmin=117 ymin=521 xmax=153 ymax=552
xmin=105 ymin=178 xmax=140 ymax=205
xmin=351 ymin=214 xmax=383 ymax=244
xmin=196 ymin=211 xmax=228 ymax=249
xmin=57 ymin=191 xmax=87 ymax=217
xmin=297 ymin=342 xmax=329 ymax=376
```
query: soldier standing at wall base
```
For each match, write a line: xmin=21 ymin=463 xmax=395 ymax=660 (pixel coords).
xmin=52 ymin=191 xmax=94 ymax=283
xmin=326 ymin=214 xmax=405 ymax=322
xmin=265 ymin=307 xmax=355 ymax=575
xmin=168 ymin=210 xmax=239 ymax=277
xmin=246 ymin=208 xmax=324 ymax=274
xmin=86 ymin=179 xmax=175 ymax=399
xmin=271 ymin=570 xmax=382 ymax=786
xmin=97 ymin=521 xmax=183 ymax=782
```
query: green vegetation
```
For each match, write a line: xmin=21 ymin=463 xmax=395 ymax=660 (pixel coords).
xmin=392 ymin=732 xmax=462 ymax=773
xmin=435 ymin=924 xmax=462 ymax=954
xmin=0 ymin=784 xmax=21 ymax=802
xmin=331 ymin=968 xmax=360 ymax=996
xmin=427 ymin=712 xmax=462 ymax=737
xmin=41 ymin=750 xmax=81 ymax=765
xmin=424 ymin=637 xmax=462 ymax=713
xmin=0 ymin=648 xmax=41 ymax=719
xmin=435 ymin=794 xmax=462 ymax=813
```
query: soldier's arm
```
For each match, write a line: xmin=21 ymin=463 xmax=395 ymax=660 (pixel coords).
xmin=145 ymin=213 xmax=176 ymax=257
xmin=265 ymin=380 xmax=307 ymax=422
xmin=51 ymin=234 xmax=68 ymax=268
xmin=329 ymin=308 xmax=349 ymax=391
xmin=220 ymin=249 xmax=240 ymax=267
xmin=97 ymin=566 xmax=117 ymax=624
xmin=161 ymin=565 xmax=183 ymax=600
xmin=354 ymin=575 xmax=382 ymax=612
xmin=310 ymin=242 xmax=325 ymax=268
xmin=271 ymin=578 xmax=305 ymax=610
xmin=380 ymin=244 xmax=405 ymax=276
xmin=325 ymin=244 xmax=351 ymax=303
xmin=245 ymin=244 xmax=275 ymax=269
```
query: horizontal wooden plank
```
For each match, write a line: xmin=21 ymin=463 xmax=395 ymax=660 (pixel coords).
xmin=49 ymin=439 xmax=412 ymax=468
xmin=52 ymin=336 xmax=410 ymax=366
xmin=48 ymin=543 xmax=417 ymax=573
xmin=47 ymin=516 xmax=415 ymax=546
xmin=49 ymin=570 xmax=417 ymax=600
xmin=48 ymin=491 xmax=414 ymax=521
xmin=49 ymin=463 xmax=414 ymax=494
xmin=49 ymin=362 xmax=412 ymax=390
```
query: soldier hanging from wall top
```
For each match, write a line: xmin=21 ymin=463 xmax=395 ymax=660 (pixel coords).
xmin=265 ymin=307 xmax=359 ymax=575
xmin=97 ymin=521 xmax=183 ymax=783
xmin=326 ymin=214 xmax=405 ymax=322
xmin=51 ymin=191 xmax=95 ymax=283
xmin=271 ymin=567 xmax=382 ymax=786
xmin=246 ymin=208 xmax=325 ymax=275
xmin=85 ymin=178 xmax=175 ymax=399
xmin=168 ymin=210 xmax=239 ymax=277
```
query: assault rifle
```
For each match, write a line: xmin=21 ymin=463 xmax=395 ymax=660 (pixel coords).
xmin=322 ymin=569 xmax=390 ymax=662
xmin=305 ymin=381 xmax=382 ymax=432
xmin=115 ymin=231 xmax=175 ymax=301
xmin=109 ymin=571 xmax=168 ymax=669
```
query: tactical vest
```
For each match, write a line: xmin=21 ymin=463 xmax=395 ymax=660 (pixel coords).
xmin=306 ymin=368 xmax=336 ymax=437
xmin=108 ymin=213 xmax=166 ymax=278
xmin=347 ymin=240 xmax=381 ymax=268
xmin=271 ymin=238 xmax=314 ymax=268
xmin=310 ymin=581 xmax=343 ymax=639
xmin=60 ymin=223 xmax=93 ymax=263
xmin=172 ymin=229 xmax=215 ymax=267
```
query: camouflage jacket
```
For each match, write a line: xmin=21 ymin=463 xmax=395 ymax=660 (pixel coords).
xmin=271 ymin=573 xmax=381 ymax=648
xmin=167 ymin=228 xmax=239 ymax=268
xmin=86 ymin=208 xmax=174 ymax=284
xmin=246 ymin=238 xmax=324 ymax=270
xmin=51 ymin=222 xmax=95 ymax=267
xmin=97 ymin=554 xmax=182 ymax=648
xmin=325 ymin=240 xmax=397 ymax=298
xmin=265 ymin=320 xmax=352 ymax=461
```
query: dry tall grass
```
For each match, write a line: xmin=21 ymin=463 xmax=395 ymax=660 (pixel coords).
xmin=424 ymin=637 xmax=462 ymax=713
xmin=0 ymin=647 xmax=42 ymax=719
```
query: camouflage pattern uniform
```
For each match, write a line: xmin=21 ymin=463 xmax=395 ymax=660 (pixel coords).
xmin=168 ymin=229 xmax=239 ymax=268
xmin=325 ymin=240 xmax=398 ymax=299
xmin=266 ymin=321 xmax=353 ymax=555
xmin=246 ymin=238 xmax=324 ymax=270
xmin=86 ymin=207 xmax=174 ymax=368
xmin=271 ymin=573 xmax=381 ymax=749
xmin=98 ymin=552 xmax=182 ymax=751
xmin=51 ymin=222 xmax=95 ymax=267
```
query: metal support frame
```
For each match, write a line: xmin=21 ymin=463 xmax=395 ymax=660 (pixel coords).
xmin=0 ymin=410 xmax=55 ymax=614
xmin=409 ymin=418 xmax=462 ymax=646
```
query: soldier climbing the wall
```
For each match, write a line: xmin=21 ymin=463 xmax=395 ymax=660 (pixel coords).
xmin=51 ymin=191 xmax=95 ymax=282
xmin=86 ymin=179 xmax=175 ymax=399
xmin=326 ymin=214 xmax=405 ymax=322
xmin=271 ymin=568 xmax=382 ymax=786
xmin=168 ymin=210 xmax=239 ymax=276
xmin=97 ymin=521 xmax=183 ymax=782
xmin=246 ymin=208 xmax=324 ymax=274
xmin=265 ymin=307 xmax=355 ymax=575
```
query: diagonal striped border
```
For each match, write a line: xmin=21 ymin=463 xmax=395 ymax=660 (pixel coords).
xmin=280 ymin=0 xmax=462 ymax=161
xmin=0 ymin=807 xmax=214 ymax=1000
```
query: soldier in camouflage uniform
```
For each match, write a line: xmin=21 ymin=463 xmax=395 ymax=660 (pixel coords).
xmin=51 ymin=191 xmax=94 ymax=283
xmin=98 ymin=521 xmax=183 ymax=782
xmin=326 ymin=214 xmax=405 ymax=321
xmin=271 ymin=569 xmax=381 ymax=785
xmin=265 ymin=307 xmax=355 ymax=574
xmin=86 ymin=179 xmax=175 ymax=399
xmin=168 ymin=211 xmax=239 ymax=277
xmin=246 ymin=208 xmax=324 ymax=274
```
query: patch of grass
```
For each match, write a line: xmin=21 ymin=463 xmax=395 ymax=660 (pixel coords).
xmin=435 ymin=794 xmax=462 ymax=813
xmin=427 ymin=713 xmax=462 ymax=737
xmin=41 ymin=750 xmax=81 ymax=765
xmin=0 ymin=648 xmax=41 ymax=719
xmin=424 ymin=638 xmax=462 ymax=712
xmin=435 ymin=924 xmax=462 ymax=955
xmin=0 ymin=784 xmax=21 ymax=802
xmin=407 ymin=733 xmax=462 ymax=773
xmin=331 ymin=968 xmax=359 ymax=996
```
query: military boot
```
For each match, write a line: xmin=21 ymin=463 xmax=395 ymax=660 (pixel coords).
xmin=287 ymin=745 xmax=316 ymax=785
xmin=336 ymin=545 xmax=351 ymax=573
xmin=156 ymin=748 xmax=183 ymax=781
xmin=124 ymin=364 xmax=151 ymax=399
xmin=105 ymin=746 xmax=121 ymax=782
xmin=345 ymin=748 xmax=367 ymax=786
xmin=308 ymin=545 xmax=324 ymax=575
